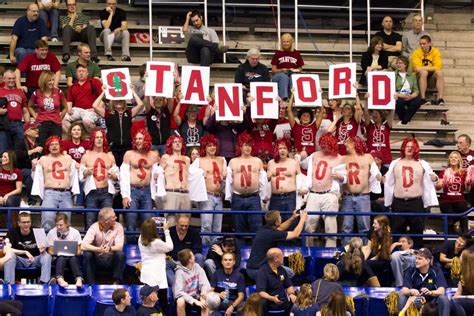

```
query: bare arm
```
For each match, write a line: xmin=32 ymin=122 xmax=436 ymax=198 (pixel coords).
xmin=354 ymin=94 xmax=363 ymax=123
xmin=130 ymin=90 xmax=144 ymax=117
xmin=54 ymin=71 xmax=61 ymax=88
xmin=286 ymin=211 xmax=308 ymax=240
xmin=9 ymin=35 xmax=18 ymax=64
xmin=287 ymin=94 xmax=296 ymax=127
xmin=173 ymin=99 xmax=182 ymax=126
xmin=27 ymin=98 xmax=37 ymax=120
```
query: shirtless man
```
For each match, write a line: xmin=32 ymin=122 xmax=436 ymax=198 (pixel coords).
xmin=384 ymin=138 xmax=438 ymax=247
xmin=196 ymin=134 xmax=226 ymax=245
xmin=341 ymin=136 xmax=381 ymax=245
xmin=120 ymin=129 xmax=159 ymax=239
xmin=226 ymin=132 xmax=267 ymax=244
xmin=32 ymin=135 xmax=79 ymax=231
xmin=304 ymin=134 xmax=345 ymax=247
xmin=267 ymin=138 xmax=303 ymax=222
xmin=160 ymin=135 xmax=191 ymax=226
xmin=80 ymin=128 xmax=118 ymax=229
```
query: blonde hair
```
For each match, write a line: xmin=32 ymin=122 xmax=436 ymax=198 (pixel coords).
xmin=447 ymin=151 xmax=463 ymax=172
xmin=295 ymin=283 xmax=313 ymax=310
xmin=38 ymin=70 xmax=55 ymax=93
xmin=242 ymin=293 xmax=262 ymax=316
xmin=280 ymin=33 xmax=295 ymax=51
xmin=323 ymin=263 xmax=340 ymax=282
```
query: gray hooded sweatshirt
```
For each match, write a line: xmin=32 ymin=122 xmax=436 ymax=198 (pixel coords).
xmin=173 ymin=262 xmax=211 ymax=304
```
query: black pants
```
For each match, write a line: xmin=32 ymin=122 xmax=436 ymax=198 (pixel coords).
xmin=391 ymin=197 xmax=425 ymax=248
xmin=185 ymin=35 xmax=219 ymax=66
xmin=38 ymin=121 xmax=61 ymax=147
xmin=55 ymin=255 xmax=83 ymax=281
xmin=62 ymin=25 xmax=98 ymax=57
xmin=83 ymin=251 xmax=125 ymax=284
xmin=440 ymin=200 xmax=468 ymax=233
xmin=395 ymin=97 xmax=422 ymax=124
xmin=262 ymin=298 xmax=292 ymax=316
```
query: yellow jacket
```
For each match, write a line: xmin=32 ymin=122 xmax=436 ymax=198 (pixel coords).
xmin=411 ymin=46 xmax=443 ymax=71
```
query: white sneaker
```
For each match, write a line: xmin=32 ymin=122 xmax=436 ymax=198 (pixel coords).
xmin=51 ymin=38 xmax=58 ymax=42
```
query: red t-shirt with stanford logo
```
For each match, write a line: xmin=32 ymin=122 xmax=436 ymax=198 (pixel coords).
xmin=271 ymin=50 xmax=305 ymax=70
xmin=336 ymin=118 xmax=359 ymax=155
xmin=17 ymin=52 xmax=61 ymax=89
xmin=30 ymin=88 xmax=64 ymax=125
xmin=0 ymin=87 xmax=27 ymax=121
xmin=62 ymin=139 xmax=91 ymax=163
xmin=460 ymin=149 xmax=474 ymax=169
xmin=438 ymin=169 xmax=466 ymax=203
xmin=0 ymin=168 xmax=22 ymax=196
xmin=292 ymin=121 xmax=317 ymax=155
xmin=366 ymin=121 xmax=392 ymax=164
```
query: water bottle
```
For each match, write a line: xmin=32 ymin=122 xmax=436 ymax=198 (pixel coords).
xmin=223 ymin=288 xmax=229 ymax=304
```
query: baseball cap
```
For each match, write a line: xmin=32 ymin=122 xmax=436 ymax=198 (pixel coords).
xmin=414 ymin=248 xmax=433 ymax=260
xmin=186 ymin=104 xmax=199 ymax=113
xmin=140 ymin=285 xmax=159 ymax=300
xmin=24 ymin=121 xmax=39 ymax=133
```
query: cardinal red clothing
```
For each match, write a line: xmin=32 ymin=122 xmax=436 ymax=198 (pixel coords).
xmin=62 ymin=139 xmax=91 ymax=163
xmin=0 ymin=168 xmax=22 ymax=196
xmin=274 ymin=118 xmax=292 ymax=142
xmin=366 ymin=121 xmax=392 ymax=164
xmin=271 ymin=50 xmax=304 ymax=70
xmin=438 ymin=169 xmax=466 ymax=203
xmin=251 ymin=121 xmax=276 ymax=157
xmin=292 ymin=121 xmax=317 ymax=155
xmin=0 ymin=87 xmax=27 ymax=121
xmin=460 ymin=149 xmax=474 ymax=169
xmin=324 ymin=107 xmax=334 ymax=121
xmin=17 ymin=52 xmax=61 ymax=89
xmin=66 ymin=78 xmax=102 ymax=109
xmin=336 ymin=118 xmax=359 ymax=155
xmin=30 ymin=88 xmax=64 ymax=125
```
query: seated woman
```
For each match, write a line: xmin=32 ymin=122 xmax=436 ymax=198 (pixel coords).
xmin=359 ymin=36 xmax=388 ymax=86
xmin=0 ymin=151 xmax=22 ymax=208
xmin=451 ymin=248 xmax=474 ymax=316
xmin=394 ymin=55 xmax=422 ymax=125
xmin=271 ymin=33 xmax=304 ymax=100
xmin=290 ymin=283 xmax=320 ymax=316
xmin=311 ymin=263 xmax=344 ymax=307
xmin=316 ymin=291 xmax=351 ymax=316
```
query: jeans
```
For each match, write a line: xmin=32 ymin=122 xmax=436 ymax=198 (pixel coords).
xmin=451 ymin=297 xmax=474 ymax=316
xmin=84 ymin=188 xmax=113 ymax=229
xmin=390 ymin=251 xmax=416 ymax=287
xmin=100 ymin=29 xmax=130 ymax=57
xmin=55 ymin=255 xmax=83 ymax=280
xmin=1 ymin=194 xmax=21 ymax=207
xmin=341 ymin=194 xmax=371 ymax=246
xmin=83 ymin=251 xmax=125 ymax=284
xmin=269 ymin=191 xmax=296 ymax=221
xmin=203 ymin=258 xmax=217 ymax=277
xmin=399 ymin=294 xmax=449 ymax=316
xmin=41 ymin=189 xmax=72 ymax=232
xmin=271 ymin=72 xmax=292 ymax=99
xmin=126 ymin=186 xmax=155 ymax=242
xmin=231 ymin=193 xmax=262 ymax=244
xmin=166 ymin=254 xmax=204 ymax=288
xmin=14 ymin=48 xmax=34 ymax=65
xmin=39 ymin=8 xmax=59 ymax=38
xmin=199 ymin=194 xmax=223 ymax=245
xmin=4 ymin=252 xmax=52 ymax=284
xmin=8 ymin=121 xmax=25 ymax=150
xmin=62 ymin=24 xmax=98 ymax=57
xmin=185 ymin=35 xmax=220 ymax=66
xmin=21 ymin=168 xmax=34 ymax=203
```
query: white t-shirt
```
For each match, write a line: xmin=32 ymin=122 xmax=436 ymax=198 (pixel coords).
xmin=46 ymin=227 xmax=82 ymax=247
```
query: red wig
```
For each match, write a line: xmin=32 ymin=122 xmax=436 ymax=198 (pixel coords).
xmin=44 ymin=135 xmax=62 ymax=155
xmin=273 ymin=138 xmax=291 ymax=162
xmin=319 ymin=133 xmax=338 ymax=157
xmin=235 ymin=132 xmax=254 ymax=157
xmin=90 ymin=128 xmax=109 ymax=153
xmin=132 ymin=128 xmax=152 ymax=153
xmin=199 ymin=134 xmax=220 ymax=157
xmin=166 ymin=134 xmax=186 ymax=155
xmin=346 ymin=136 xmax=367 ymax=156
xmin=400 ymin=137 xmax=420 ymax=161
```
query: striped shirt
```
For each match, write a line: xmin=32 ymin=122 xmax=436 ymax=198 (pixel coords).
xmin=60 ymin=13 xmax=90 ymax=29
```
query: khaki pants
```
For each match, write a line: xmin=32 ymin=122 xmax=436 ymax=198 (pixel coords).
xmin=304 ymin=192 xmax=339 ymax=247
xmin=163 ymin=191 xmax=191 ymax=226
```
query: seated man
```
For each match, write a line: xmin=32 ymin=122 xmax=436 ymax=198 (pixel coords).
xmin=9 ymin=3 xmax=48 ymax=65
xmin=399 ymin=248 xmax=449 ymax=316
xmin=137 ymin=285 xmax=164 ymax=316
xmin=4 ymin=211 xmax=52 ymax=284
xmin=210 ymin=252 xmax=245 ymax=315
xmin=46 ymin=213 xmax=83 ymax=288
xmin=104 ymin=288 xmax=135 ymax=316
xmin=65 ymin=43 xmax=101 ymax=87
xmin=204 ymin=236 xmax=241 ymax=277
xmin=374 ymin=16 xmax=402 ymax=67
xmin=98 ymin=0 xmax=131 ymax=61
xmin=256 ymin=248 xmax=296 ymax=314
xmin=390 ymin=236 xmax=416 ymax=287
xmin=412 ymin=35 xmax=445 ymax=105
xmin=183 ymin=10 xmax=228 ymax=66
xmin=174 ymin=249 xmax=210 ymax=316
xmin=81 ymin=207 xmax=126 ymax=285
xmin=439 ymin=233 xmax=471 ymax=271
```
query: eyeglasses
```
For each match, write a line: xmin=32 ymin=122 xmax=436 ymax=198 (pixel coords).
xmin=19 ymin=221 xmax=31 ymax=224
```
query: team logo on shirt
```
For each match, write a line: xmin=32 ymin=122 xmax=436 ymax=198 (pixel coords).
xmin=43 ymin=97 xmax=54 ymax=111
xmin=0 ymin=173 xmax=17 ymax=181
xmin=467 ymin=155 xmax=472 ymax=162
xmin=10 ymin=101 xmax=18 ymax=108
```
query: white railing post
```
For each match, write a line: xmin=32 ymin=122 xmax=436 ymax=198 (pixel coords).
xmin=222 ymin=0 xmax=226 ymax=63
xmin=349 ymin=0 xmax=353 ymax=63
xmin=367 ymin=0 xmax=371 ymax=45
xmin=277 ymin=0 xmax=281 ymax=49
xmin=294 ymin=0 xmax=298 ymax=50
xmin=149 ymin=0 xmax=153 ymax=60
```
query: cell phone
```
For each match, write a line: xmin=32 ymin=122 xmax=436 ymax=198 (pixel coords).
xmin=152 ymin=217 xmax=167 ymax=234
xmin=298 ymin=201 xmax=307 ymax=213
xmin=0 ymin=238 xmax=5 ymax=250
xmin=414 ymin=296 xmax=423 ymax=309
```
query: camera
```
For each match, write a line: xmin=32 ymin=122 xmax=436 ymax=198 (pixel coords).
xmin=152 ymin=217 xmax=166 ymax=235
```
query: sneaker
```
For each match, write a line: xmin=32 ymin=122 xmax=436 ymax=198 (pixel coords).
xmin=437 ymin=98 xmax=445 ymax=106
xmin=51 ymin=38 xmax=58 ymax=42
xmin=121 ymin=55 xmax=131 ymax=62
xmin=62 ymin=53 xmax=70 ymax=64
xmin=47 ymin=277 xmax=57 ymax=286
xmin=106 ymin=55 xmax=115 ymax=61
xmin=421 ymin=99 xmax=431 ymax=106
xmin=217 ymin=45 xmax=229 ymax=53
xmin=91 ymin=56 xmax=100 ymax=64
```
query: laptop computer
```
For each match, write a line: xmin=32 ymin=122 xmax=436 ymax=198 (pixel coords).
xmin=53 ymin=240 xmax=78 ymax=257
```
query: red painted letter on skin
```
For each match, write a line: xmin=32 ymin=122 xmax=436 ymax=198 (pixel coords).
xmin=240 ymin=165 xmax=252 ymax=187
xmin=348 ymin=162 xmax=360 ymax=185
xmin=333 ymin=67 xmax=351 ymax=96
xmin=402 ymin=166 xmax=414 ymax=188
xmin=184 ymin=70 xmax=205 ymax=101
xmin=137 ymin=159 xmax=148 ymax=180
xmin=174 ymin=160 xmax=186 ymax=182
xmin=296 ymin=77 xmax=317 ymax=102
xmin=217 ymin=86 xmax=240 ymax=117
xmin=314 ymin=160 xmax=328 ymax=181
xmin=93 ymin=158 xmax=106 ymax=181
xmin=212 ymin=161 xmax=221 ymax=185
xmin=52 ymin=161 xmax=65 ymax=180
xmin=149 ymin=64 xmax=172 ymax=94
xmin=275 ymin=167 xmax=287 ymax=190
xmin=255 ymin=85 xmax=274 ymax=116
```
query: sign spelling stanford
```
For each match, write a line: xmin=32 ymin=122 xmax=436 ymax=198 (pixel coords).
xmin=250 ymin=82 xmax=278 ymax=119
xmin=181 ymin=65 xmax=210 ymax=105
xmin=328 ymin=63 xmax=357 ymax=99
xmin=215 ymin=83 xmax=243 ymax=121
xmin=145 ymin=61 xmax=175 ymax=98
xmin=101 ymin=68 xmax=132 ymax=100
xmin=367 ymin=71 xmax=396 ymax=110
xmin=291 ymin=74 xmax=322 ymax=107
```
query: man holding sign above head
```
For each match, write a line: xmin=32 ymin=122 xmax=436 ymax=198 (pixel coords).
xmin=183 ymin=10 xmax=228 ymax=66
xmin=225 ymin=132 xmax=268 ymax=244
xmin=271 ymin=33 xmax=304 ymax=101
